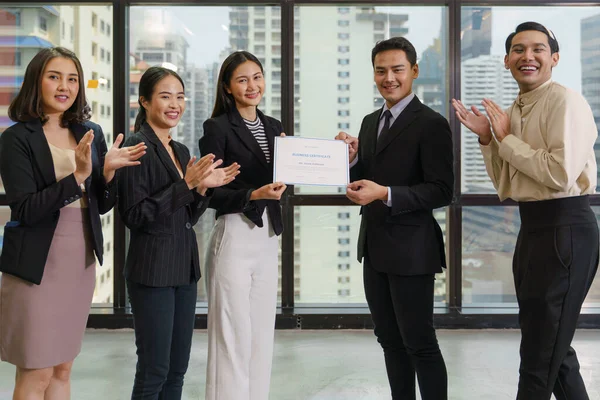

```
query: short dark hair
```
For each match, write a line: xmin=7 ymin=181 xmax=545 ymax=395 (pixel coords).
xmin=371 ymin=37 xmax=417 ymax=67
xmin=211 ymin=51 xmax=264 ymax=118
xmin=505 ymin=21 xmax=559 ymax=54
xmin=134 ymin=66 xmax=185 ymax=132
xmin=8 ymin=47 xmax=90 ymax=127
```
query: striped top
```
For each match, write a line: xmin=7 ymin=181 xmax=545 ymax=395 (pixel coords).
xmin=243 ymin=117 xmax=270 ymax=163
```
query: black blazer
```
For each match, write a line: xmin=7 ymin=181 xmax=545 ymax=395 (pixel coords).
xmin=199 ymin=108 xmax=283 ymax=235
xmin=0 ymin=119 xmax=117 ymax=284
xmin=118 ymin=122 xmax=211 ymax=287
xmin=352 ymin=96 xmax=454 ymax=275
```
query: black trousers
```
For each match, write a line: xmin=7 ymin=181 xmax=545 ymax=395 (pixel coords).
xmin=127 ymin=280 xmax=198 ymax=400
xmin=515 ymin=196 xmax=599 ymax=400
xmin=364 ymin=254 xmax=448 ymax=400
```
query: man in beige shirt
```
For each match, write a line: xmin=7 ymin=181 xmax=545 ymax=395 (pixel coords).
xmin=453 ymin=22 xmax=598 ymax=400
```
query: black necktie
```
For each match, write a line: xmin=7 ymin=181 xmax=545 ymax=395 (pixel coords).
xmin=378 ymin=109 xmax=393 ymax=142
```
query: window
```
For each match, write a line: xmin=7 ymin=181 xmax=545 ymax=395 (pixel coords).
xmin=92 ymin=13 xmax=97 ymax=28
xmin=70 ymin=25 xmax=74 ymax=41
xmin=338 ymin=97 xmax=350 ymax=104
xmin=374 ymin=21 xmax=385 ymax=31
xmin=338 ymin=289 xmax=351 ymax=297
xmin=272 ymin=32 xmax=280 ymax=42
xmin=100 ymin=105 xmax=105 ymax=116
xmin=338 ymin=20 xmax=350 ymax=27
xmin=166 ymin=53 xmax=171 ymax=62
xmin=338 ymin=46 xmax=350 ymax=53
xmin=92 ymin=42 xmax=98 ymax=57
xmin=338 ymin=110 xmax=350 ymax=117
xmin=338 ymin=225 xmax=350 ymax=232
xmin=272 ymin=45 xmax=281 ymax=54
xmin=62 ymin=21 xmax=65 ymax=38
xmin=272 ymin=71 xmax=281 ymax=80
xmin=255 ymin=32 xmax=265 ymax=41
xmin=338 ymin=123 xmax=350 ymax=130
xmin=107 ymin=106 xmax=111 ymax=117
xmin=338 ymin=7 xmax=350 ymax=14
xmin=107 ymin=24 xmax=111 ymax=36
xmin=338 ymin=239 xmax=350 ymax=245
xmin=100 ymin=20 xmax=105 ymax=33
xmin=39 ymin=16 xmax=47 ymax=32
xmin=91 ymin=72 xmax=98 ymax=80
xmin=272 ymin=58 xmax=281 ymax=68
xmin=338 ymin=264 xmax=350 ymax=271
xmin=338 ymin=33 xmax=350 ymax=40
xmin=107 ymin=79 xmax=111 ymax=90
xmin=338 ymin=212 xmax=350 ymax=219
xmin=255 ymin=45 xmax=265 ymax=55
xmin=338 ymin=84 xmax=350 ymax=91
xmin=338 ymin=277 xmax=350 ymax=284
xmin=338 ymin=251 xmax=350 ymax=258
xmin=107 ymin=51 xmax=111 ymax=63
xmin=338 ymin=59 xmax=350 ymax=65
xmin=100 ymin=48 xmax=105 ymax=61
xmin=272 ymin=19 xmax=280 ymax=29
xmin=338 ymin=71 xmax=350 ymax=78
xmin=374 ymin=33 xmax=385 ymax=42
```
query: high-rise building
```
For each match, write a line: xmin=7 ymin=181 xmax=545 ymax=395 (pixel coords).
xmin=226 ymin=6 xmax=410 ymax=302
xmin=461 ymin=55 xmax=518 ymax=193
xmin=461 ymin=7 xmax=492 ymax=61
xmin=581 ymin=13 xmax=600 ymax=191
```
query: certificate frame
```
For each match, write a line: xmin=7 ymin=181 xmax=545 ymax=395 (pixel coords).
xmin=273 ymin=136 xmax=350 ymax=187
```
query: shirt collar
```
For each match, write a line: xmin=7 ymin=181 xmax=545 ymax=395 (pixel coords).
xmin=517 ymin=79 xmax=553 ymax=107
xmin=380 ymin=92 xmax=415 ymax=121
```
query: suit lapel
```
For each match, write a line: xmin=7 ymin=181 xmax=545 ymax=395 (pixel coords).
xmin=24 ymin=119 xmax=55 ymax=187
xmin=376 ymin=96 xmax=421 ymax=155
xmin=228 ymin=109 xmax=270 ymax=170
xmin=140 ymin=123 xmax=183 ymax=184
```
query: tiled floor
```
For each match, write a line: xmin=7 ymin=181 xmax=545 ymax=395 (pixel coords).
xmin=0 ymin=329 xmax=598 ymax=399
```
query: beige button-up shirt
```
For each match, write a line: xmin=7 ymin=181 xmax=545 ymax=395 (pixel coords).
xmin=479 ymin=79 xmax=597 ymax=202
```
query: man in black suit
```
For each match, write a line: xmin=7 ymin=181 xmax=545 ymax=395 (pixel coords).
xmin=336 ymin=37 xmax=453 ymax=400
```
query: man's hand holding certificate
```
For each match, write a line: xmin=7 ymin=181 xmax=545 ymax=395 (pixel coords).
xmin=273 ymin=136 xmax=349 ymax=186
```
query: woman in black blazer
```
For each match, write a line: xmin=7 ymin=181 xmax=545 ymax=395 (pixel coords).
xmin=200 ymin=51 xmax=287 ymax=400
xmin=118 ymin=66 xmax=238 ymax=399
xmin=0 ymin=47 xmax=145 ymax=399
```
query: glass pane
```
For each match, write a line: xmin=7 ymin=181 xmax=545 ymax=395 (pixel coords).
xmin=462 ymin=206 xmax=520 ymax=306
xmin=460 ymin=6 xmax=600 ymax=193
xmin=295 ymin=206 xmax=448 ymax=305
xmin=0 ymin=5 xmax=114 ymax=305
xmin=294 ymin=5 xmax=447 ymax=194
xmin=129 ymin=6 xmax=282 ymax=304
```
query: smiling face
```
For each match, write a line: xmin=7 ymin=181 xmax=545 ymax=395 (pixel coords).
xmin=373 ymin=49 xmax=419 ymax=109
xmin=226 ymin=60 xmax=265 ymax=113
xmin=505 ymin=30 xmax=559 ymax=93
xmin=40 ymin=56 xmax=80 ymax=116
xmin=141 ymin=74 xmax=185 ymax=130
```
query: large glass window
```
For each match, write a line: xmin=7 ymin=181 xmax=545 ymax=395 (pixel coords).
xmin=129 ymin=6 xmax=281 ymax=304
xmin=460 ymin=6 xmax=600 ymax=193
xmin=294 ymin=6 xmax=446 ymax=195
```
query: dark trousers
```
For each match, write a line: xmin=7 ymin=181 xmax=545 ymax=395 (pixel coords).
xmin=515 ymin=196 xmax=599 ymax=400
xmin=127 ymin=280 xmax=198 ymax=400
xmin=364 ymin=254 xmax=448 ymax=400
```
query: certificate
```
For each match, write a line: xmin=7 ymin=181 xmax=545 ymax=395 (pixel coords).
xmin=273 ymin=136 xmax=349 ymax=186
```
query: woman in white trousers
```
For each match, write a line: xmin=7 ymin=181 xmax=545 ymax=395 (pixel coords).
xmin=199 ymin=50 xmax=287 ymax=400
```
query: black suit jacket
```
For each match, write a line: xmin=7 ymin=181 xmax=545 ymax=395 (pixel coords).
xmin=118 ymin=122 xmax=211 ymax=287
xmin=0 ymin=119 xmax=116 ymax=284
xmin=352 ymin=96 xmax=454 ymax=275
xmin=199 ymin=108 xmax=283 ymax=235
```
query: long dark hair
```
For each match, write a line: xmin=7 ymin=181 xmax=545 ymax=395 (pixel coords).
xmin=134 ymin=66 xmax=185 ymax=132
xmin=211 ymin=51 xmax=264 ymax=118
xmin=8 ymin=47 xmax=90 ymax=127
